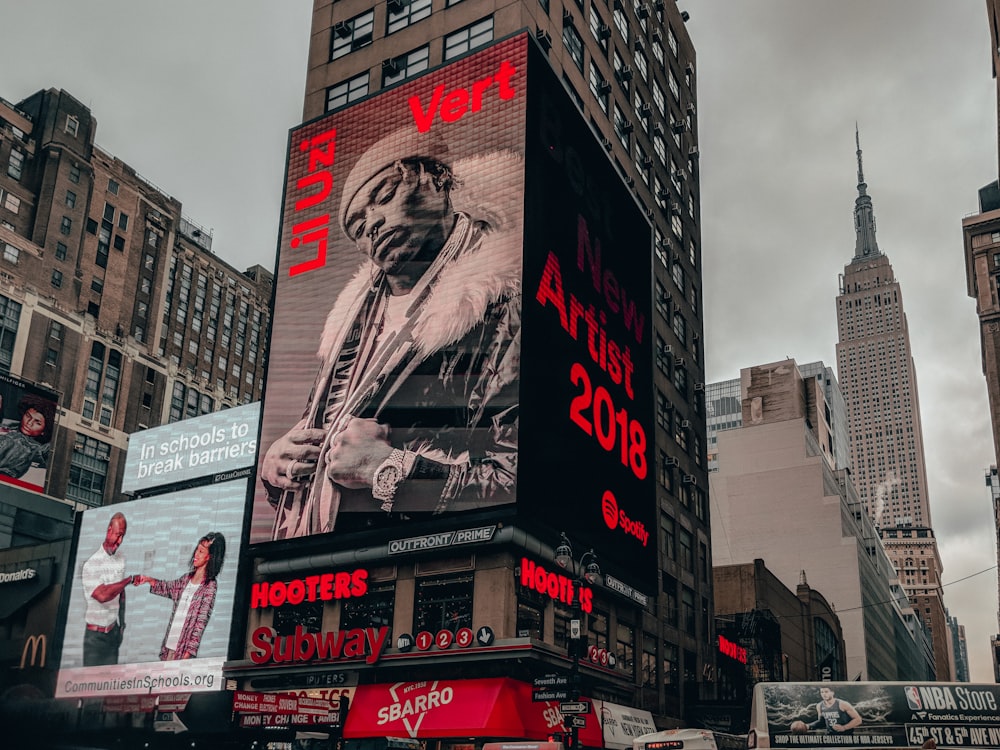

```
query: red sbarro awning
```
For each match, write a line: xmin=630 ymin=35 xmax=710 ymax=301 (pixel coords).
xmin=344 ymin=677 xmax=603 ymax=745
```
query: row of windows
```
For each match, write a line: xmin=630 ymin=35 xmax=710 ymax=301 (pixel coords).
xmin=326 ymin=16 xmax=494 ymax=110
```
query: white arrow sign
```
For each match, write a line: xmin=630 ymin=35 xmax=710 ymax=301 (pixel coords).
xmin=154 ymin=712 xmax=188 ymax=734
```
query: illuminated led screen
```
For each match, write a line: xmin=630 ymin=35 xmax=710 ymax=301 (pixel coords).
xmin=251 ymin=35 xmax=529 ymax=544
xmin=251 ymin=33 xmax=656 ymax=592
xmin=0 ymin=372 xmax=59 ymax=493
xmin=519 ymin=42 xmax=656 ymax=590
xmin=121 ymin=402 xmax=260 ymax=495
xmin=56 ymin=479 xmax=247 ymax=697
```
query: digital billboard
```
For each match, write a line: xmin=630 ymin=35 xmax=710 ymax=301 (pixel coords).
xmin=251 ymin=35 xmax=528 ymax=543
xmin=56 ymin=478 xmax=247 ymax=697
xmin=0 ymin=372 xmax=59 ymax=493
xmin=121 ymin=402 xmax=259 ymax=495
xmin=250 ymin=33 xmax=655 ymax=591
xmin=755 ymin=682 xmax=1000 ymax=748
xmin=519 ymin=42 xmax=655 ymax=589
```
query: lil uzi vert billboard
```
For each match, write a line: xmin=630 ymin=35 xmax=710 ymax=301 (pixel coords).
xmin=252 ymin=33 xmax=654 ymax=590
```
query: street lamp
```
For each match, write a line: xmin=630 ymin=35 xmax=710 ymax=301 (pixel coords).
xmin=554 ymin=533 xmax=600 ymax=750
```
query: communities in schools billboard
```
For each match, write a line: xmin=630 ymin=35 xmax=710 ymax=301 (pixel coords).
xmin=122 ymin=402 xmax=259 ymax=495
xmin=251 ymin=33 xmax=655 ymax=592
xmin=0 ymin=372 xmax=59 ymax=493
xmin=56 ymin=479 xmax=247 ymax=698
xmin=759 ymin=682 xmax=1000 ymax=748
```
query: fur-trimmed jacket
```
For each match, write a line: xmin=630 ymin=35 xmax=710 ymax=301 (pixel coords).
xmin=269 ymin=210 xmax=521 ymax=540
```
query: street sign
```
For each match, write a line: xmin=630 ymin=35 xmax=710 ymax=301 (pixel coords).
xmin=569 ymin=715 xmax=587 ymax=728
xmin=533 ymin=674 xmax=570 ymax=688
xmin=559 ymin=701 xmax=590 ymax=714
xmin=533 ymin=689 xmax=570 ymax=702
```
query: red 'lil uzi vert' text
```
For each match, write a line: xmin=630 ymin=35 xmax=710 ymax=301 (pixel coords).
xmin=408 ymin=60 xmax=517 ymax=133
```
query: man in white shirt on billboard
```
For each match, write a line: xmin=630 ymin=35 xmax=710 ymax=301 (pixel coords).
xmin=81 ymin=512 xmax=135 ymax=666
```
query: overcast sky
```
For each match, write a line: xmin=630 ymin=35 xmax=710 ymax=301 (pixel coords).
xmin=3 ymin=1 xmax=998 ymax=682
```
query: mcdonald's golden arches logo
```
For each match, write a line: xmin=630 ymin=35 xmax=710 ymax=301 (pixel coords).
xmin=19 ymin=633 xmax=46 ymax=669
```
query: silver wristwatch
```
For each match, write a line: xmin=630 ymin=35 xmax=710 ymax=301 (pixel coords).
xmin=372 ymin=448 xmax=407 ymax=511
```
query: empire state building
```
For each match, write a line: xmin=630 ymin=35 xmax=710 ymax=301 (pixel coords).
xmin=834 ymin=130 xmax=952 ymax=680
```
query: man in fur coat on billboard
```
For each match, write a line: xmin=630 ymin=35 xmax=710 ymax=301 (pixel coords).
xmin=262 ymin=128 xmax=523 ymax=540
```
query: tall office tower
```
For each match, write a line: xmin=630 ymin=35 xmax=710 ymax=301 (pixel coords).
xmin=962 ymin=0 xmax=1000 ymax=684
xmin=0 ymin=89 xmax=271 ymax=507
xmin=270 ymin=0 xmax=710 ymax=726
xmin=709 ymin=359 xmax=934 ymax=681
xmin=835 ymin=131 xmax=951 ymax=680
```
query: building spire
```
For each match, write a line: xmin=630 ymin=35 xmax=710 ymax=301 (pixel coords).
xmin=853 ymin=124 xmax=880 ymax=260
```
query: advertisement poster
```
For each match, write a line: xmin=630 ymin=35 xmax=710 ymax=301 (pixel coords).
xmin=762 ymin=682 xmax=1000 ymax=748
xmin=519 ymin=44 xmax=655 ymax=590
xmin=121 ymin=402 xmax=259 ymax=495
xmin=251 ymin=35 xmax=528 ymax=544
xmin=56 ymin=479 xmax=247 ymax=697
xmin=0 ymin=372 xmax=59 ymax=493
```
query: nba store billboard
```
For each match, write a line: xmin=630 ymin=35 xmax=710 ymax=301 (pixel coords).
xmin=251 ymin=33 xmax=655 ymax=590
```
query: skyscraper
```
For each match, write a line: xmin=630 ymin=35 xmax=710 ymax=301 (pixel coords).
xmin=835 ymin=130 xmax=952 ymax=680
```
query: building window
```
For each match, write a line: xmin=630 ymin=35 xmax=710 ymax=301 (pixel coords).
xmin=274 ymin=602 xmax=323 ymax=636
xmin=67 ymin=434 xmax=111 ymax=507
xmin=7 ymin=149 xmax=24 ymax=180
xmin=681 ymin=586 xmax=695 ymax=634
xmin=613 ymin=103 xmax=630 ymax=147
xmin=641 ymin=632 xmax=658 ymax=687
xmin=667 ymin=25 xmax=678 ymax=56
xmin=3 ymin=192 xmax=20 ymax=214
xmin=634 ymin=48 xmax=648 ymax=81
xmin=613 ymin=49 xmax=630 ymax=92
xmin=97 ymin=224 xmax=111 ymax=268
xmin=613 ymin=5 xmax=628 ymax=41
xmin=652 ymin=80 xmax=665 ymax=116
xmin=0 ymin=295 xmax=21 ymax=373
xmin=107 ymin=178 xmax=119 ymax=195
xmin=65 ymin=114 xmax=80 ymax=136
xmin=616 ymin=621 xmax=635 ymax=677
xmin=332 ymin=10 xmax=374 ymax=60
xmin=91 ymin=277 xmax=104 ymax=294
xmin=113 ymin=235 xmax=125 ymax=251
xmin=65 ymin=190 xmax=77 ymax=209
xmin=60 ymin=216 xmax=72 ymax=235
xmin=589 ymin=5 xmax=609 ymax=53
xmin=169 ymin=381 xmax=214 ymax=423
xmin=589 ymin=62 xmax=609 ymax=113
xmin=414 ymin=574 xmax=473 ymax=634
xmin=444 ymin=16 xmax=494 ymax=60
xmin=383 ymin=45 xmax=430 ymax=86
xmin=672 ymin=310 xmax=686 ymax=343
xmin=387 ymin=0 xmax=432 ymax=35
xmin=50 ymin=321 xmax=63 ymax=341
xmin=69 ymin=165 xmax=81 ymax=184
xmin=663 ymin=640 xmax=679 ymax=689
xmin=118 ymin=212 xmax=129 ymax=231
xmin=45 ymin=348 xmax=58 ymax=366
xmin=51 ymin=270 xmax=63 ymax=288
xmin=563 ymin=23 xmax=584 ymax=72
xmin=517 ymin=588 xmax=546 ymax=639
xmin=2 ymin=243 xmax=19 ymax=264
xmin=341 ymin=581 xmax=396 ymax=630
xmin=326 ymin=72 xmax=369 ymax=111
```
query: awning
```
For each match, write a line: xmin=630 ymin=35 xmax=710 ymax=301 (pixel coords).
xmin=594 ymin=700 xmax=657 ymax=750
xmin=344 ymin=678 xmax=602 ymax=746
